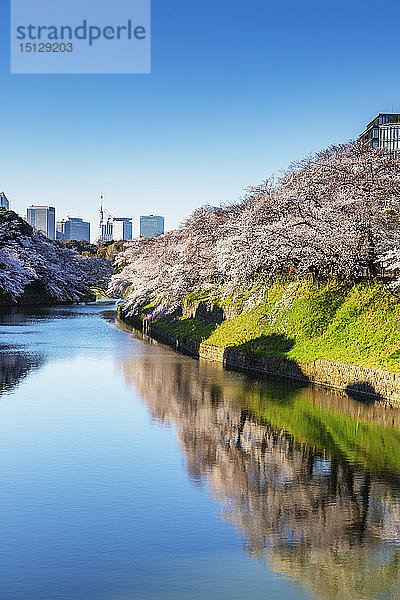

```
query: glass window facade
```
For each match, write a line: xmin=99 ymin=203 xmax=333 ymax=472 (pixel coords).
xmin=101 ymin=222 xmax=114 ymax=242
xmin=140 ymin=215 xmax=165 ymax=239
xmin=26 ymin=206 xmax=56 ymax=239
xmin=112 ymin=218 xmax=133 ymax=241
xmin=359 ymin=114 xmax=400 ymax=154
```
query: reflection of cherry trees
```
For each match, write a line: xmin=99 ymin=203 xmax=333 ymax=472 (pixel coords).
xmin=110 ymin=141 xmax=400 ymax=316
xmin=0 ymin=351 xmax=43 ymax=394
xmin=120 ymin=349 xmax=400 ymax=599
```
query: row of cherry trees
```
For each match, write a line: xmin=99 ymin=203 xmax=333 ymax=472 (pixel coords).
xmin=0 ymin=209 xmax=113 ymax=303
xmin=110 ymin=140 xmax=400 ymax=315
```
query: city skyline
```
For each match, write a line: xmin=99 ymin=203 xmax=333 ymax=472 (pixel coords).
xmin=12 ymin=201 xmax=164 ymax=242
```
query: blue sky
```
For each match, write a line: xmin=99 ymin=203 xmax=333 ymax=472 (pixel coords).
xmin=1 ymin=0 xmax=400 ymax=240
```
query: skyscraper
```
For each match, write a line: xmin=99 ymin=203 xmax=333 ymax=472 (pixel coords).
xmin=359 ymin=114 xmax=400 ymax=152
xmin=140 ymin=215 xmax=165 ymax=239
xmin=56 ymin=217 xmax=90 ymax=242
xmin=113 ymin=217 xmax=133 ymax=241
xmin=0 ymin=192 xmax=9 ymax=210
xmin=26 ymin=206 xmax=56 ymax=239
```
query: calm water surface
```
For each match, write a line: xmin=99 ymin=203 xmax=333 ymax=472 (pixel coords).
xmin=0 ymin=302 xmax=400 ymax=600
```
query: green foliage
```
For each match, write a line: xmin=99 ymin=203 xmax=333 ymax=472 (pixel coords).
xmin=62 ymin=239 xmax=98 ymax=256
xmin=59 ymin=239 xmax=127 ymax=261
xmin=183 ymin=287 xmax=218 ymax=304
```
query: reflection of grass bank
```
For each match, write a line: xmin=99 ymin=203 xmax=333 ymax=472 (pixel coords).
xmin=269 ymin=547 xmax=400 ymax=600
xmin=145 ymin=279 xmax=400 ymax=372
xmin=240 ymin=387 xmax=400 ymax=477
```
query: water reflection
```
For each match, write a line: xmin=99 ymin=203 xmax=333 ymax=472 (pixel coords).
xmin=120 ymin=342 xmax=400 ymax=600
xmin=0 ymin=349 xmax=43 ymax=395
xmin=0 ymin=302 xmax=118 ymax=400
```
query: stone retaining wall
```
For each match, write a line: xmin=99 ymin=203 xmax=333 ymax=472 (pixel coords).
xmin=198 ymin=343 xmax=400 ymax=404
xmin=121 ymin=312 xmax=400 ymax=404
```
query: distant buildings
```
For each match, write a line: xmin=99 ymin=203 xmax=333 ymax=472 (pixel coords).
xmin=99 ymin=217 xmax=133 ymax=242
xmin=112 ymin=217 xmax=133 ymax=241
xmin=359 ymin=113 xmax=400 ymax=151
xmin=56 ymin=217 xmax=90 ymax=242
xmin=26 ymin=206 xmax=56 ymax=239
xmin=0 ymin=192 xmax=9 ymax=210
xmin=20 ymin=198 xmax=164 ymax=243
xmin=140 ymin=215 xmax=165 ymax=239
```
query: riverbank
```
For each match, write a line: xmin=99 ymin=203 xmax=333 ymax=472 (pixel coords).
xmin=118 ymin=279 xmax=400 ymax=403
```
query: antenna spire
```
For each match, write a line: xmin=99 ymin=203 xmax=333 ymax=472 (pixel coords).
xmin=99 ymin=192 xmax=104 ymax=241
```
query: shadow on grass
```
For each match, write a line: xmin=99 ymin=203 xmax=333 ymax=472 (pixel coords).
xmin=194 ymin=302 xmax=225 ymax=324
xmin=228 ymin=332 xmax=296 ymax=356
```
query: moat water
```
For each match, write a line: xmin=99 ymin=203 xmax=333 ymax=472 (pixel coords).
xmin=0 ymin=301 xmax=400 ymax=600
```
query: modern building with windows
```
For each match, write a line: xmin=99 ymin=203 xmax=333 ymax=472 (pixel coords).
xmin=100 ymin=221 xmax=113 ymax=242
xmin=56 ymin=217 xmax=90 ymax=242
xmin=26 ymin=206 xmax=56 ymax=239
xmin=100 ymin=221 xmax=114 ymax=242
xmin=112 ymin=217 xmax=133 ymax=241
xmin=140 ymin=215 xmax=165 ymax=239
xmin=0 ymin=192 xmax=9 ymax=210
xmin=359 ymin=113 xmax=400 ymax=151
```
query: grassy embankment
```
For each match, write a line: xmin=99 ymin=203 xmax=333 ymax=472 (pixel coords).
xmin=143 ymin=279 xmax=400 ymax=372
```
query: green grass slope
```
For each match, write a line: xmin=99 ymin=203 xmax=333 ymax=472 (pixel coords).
xmin=151 ymin=279 xmax=400 ymax=372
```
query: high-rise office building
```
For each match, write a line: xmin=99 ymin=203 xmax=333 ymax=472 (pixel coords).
xmin=140 ymin=215 xmax=165 ymax=239
xmin=26 ymin=206 xmax=56 ymax=239
xmin=113 ymin=217 xmax=133 ymax=241
xmin=100 ymin=221 xmax=114 ymax=242
xmin=359 ymin=113 xmax=400 ymax=151
xmin=56 ymin=217 xmax=90 ymax=242
xmin=0 ymin=192 xmax=9 ymax=210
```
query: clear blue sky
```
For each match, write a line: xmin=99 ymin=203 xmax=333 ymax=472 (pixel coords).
xmin=1 ymin=0 xmax=400 ymax=240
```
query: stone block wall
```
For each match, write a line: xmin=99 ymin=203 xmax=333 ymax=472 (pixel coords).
xmin=198 ymin=343 xmax=400 ymax=404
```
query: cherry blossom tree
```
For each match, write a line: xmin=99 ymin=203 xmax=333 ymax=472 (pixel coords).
xmin=110 ymin=140 xmax=400 ymax=315
xmin=0 ymin=209 xmax=113 ymax=304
